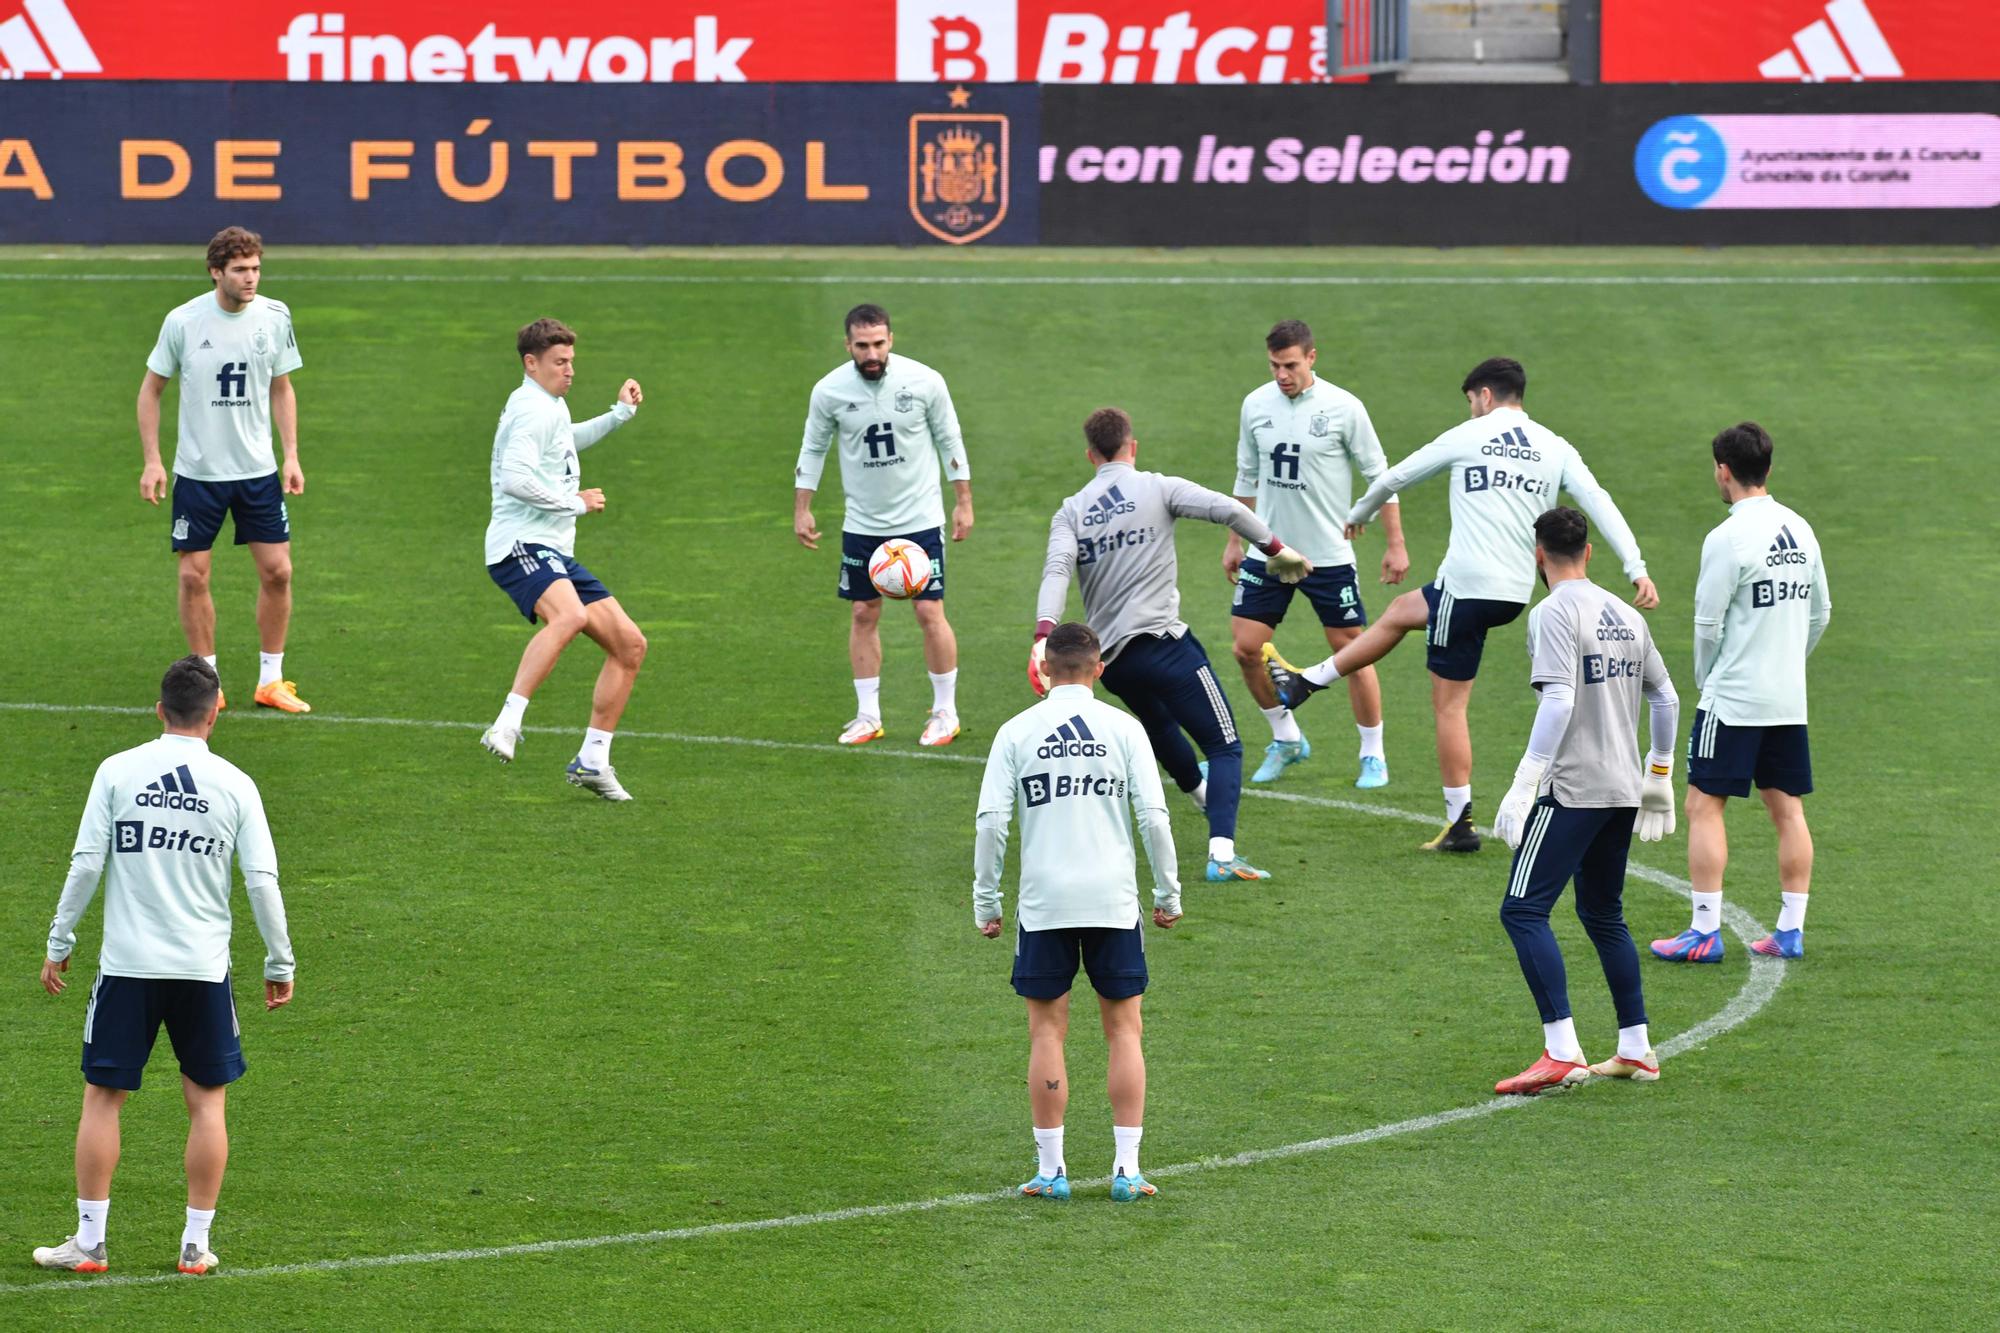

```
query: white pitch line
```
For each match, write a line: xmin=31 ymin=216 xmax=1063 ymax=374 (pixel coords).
xmin=0 ymin=698 xmax=1783 ymax=1295
xmin=0 ymin=272 xmax=1993 ymax=287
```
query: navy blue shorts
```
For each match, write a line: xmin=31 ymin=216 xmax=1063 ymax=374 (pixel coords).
xmin=488 ymin=542 xmax=613 ymax=625
xmin=81 ymin=973 xmax=245 ymax=1091
xmin=839 ymin=527 xmax=946 ymax=602
xmin=1231 ymin=558 xmax=1369 ymax=630
xmin=1688 ymin=708 xmax=1813 ymax=798
xmin=1012 ymin=922 xmax=1148 ymax=1000
xmin=171 ymin=472 xmax=289 ymax=551
xmin=1421 ymin=582 xmax=1524 ymax=681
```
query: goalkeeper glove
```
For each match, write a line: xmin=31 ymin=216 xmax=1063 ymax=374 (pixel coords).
xmin=1261 ymin=540 xmax=1314 ymax=585
xmin=1494 ymin=755 xmax=1547 ymax=850
xmin=1028 ymin=626 xmax=1051 ymax=696
xmin=1637 ymin=752 xmax=1676 ymax=842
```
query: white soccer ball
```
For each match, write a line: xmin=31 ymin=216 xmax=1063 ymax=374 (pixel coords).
xmin=868 ymin=539 xmax=932 ymax=600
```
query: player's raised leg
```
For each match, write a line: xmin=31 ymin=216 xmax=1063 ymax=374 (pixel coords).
xmin=1264 ymin=585 xmax=1426 ymax=708
xmin=483 ymin=577 xmax=589 ymax=763
xmin=1101 ymin=993 xmax=1155 ymax=1201
xmin=1231 ymin=615 xmax=1311 ymax=784
xmin=178 ymin=1078 xmax=227 ymax=1274
xmin=1326 ymin=623 xmax=1388 ymax=789
xmin=913 ymin=598 xmax=960 ymax=747
xmin=248 ymin=540 xmax=309 ymax=713
xmin=843 ymin=598 xmax=886 ymax=744
xmin=566 ymin=596 xmax=647 ymax=802
xmin=1021 ymin=994 xmax=1072 ymax=1200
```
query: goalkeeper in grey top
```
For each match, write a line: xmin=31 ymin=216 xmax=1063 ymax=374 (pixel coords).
xmin=1031 ymin=407 xmax=1314 ymax=883
xmin=1488 ymin=507 xmax=1680 ymax=1098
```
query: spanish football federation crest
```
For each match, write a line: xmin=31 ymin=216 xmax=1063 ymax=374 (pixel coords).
xmin=894 ymin=388 xmax=915 ymax=413
xmin=910 ymin=112 xmax=1008 ymax=245
xmin=1310 ymin=413 xmax=1331 ymax=438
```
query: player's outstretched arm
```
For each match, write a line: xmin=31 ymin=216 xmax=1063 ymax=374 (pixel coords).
xmin=1035 ymin=510 xmax=1078 ymax=643
xmin=1561 ymin=455 xmax=1654 ymax=607
xmin=573 ymin=384 xmax=639 ymax=451
xmin=1223 ymin=494 xmax=1256 ymax=582
xmin=136 ymin=371 xmax=171 ymax=505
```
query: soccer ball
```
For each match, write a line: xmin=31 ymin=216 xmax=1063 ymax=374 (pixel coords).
xmin=868 ymin=539 xmax=932 ymax=600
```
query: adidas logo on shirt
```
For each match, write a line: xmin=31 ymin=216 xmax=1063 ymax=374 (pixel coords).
xmin=198 ymin=339 xmax=214 ymax=349
xmin=1596 ymin=605 xmax=1636 ymax=641
xmin=1037 ymin=714 xmax=1108 ymax=759
xmin=1082 ymin=484 xmax=1136 ymax=527
xmin=1767 ymin=525 xmax=1808 ymax=566
xmin=136 ymin=765 xmax=210 ymax=813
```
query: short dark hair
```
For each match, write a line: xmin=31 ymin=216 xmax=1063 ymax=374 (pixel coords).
xmin=206 ymin=226 xmax=262 ymax=274
xmin=517 ymin=318 xmax=576 ymax=361
xmin=1044 ymin=622 xmax=1102 ymax=679
xmin=161 ymin=655 xmax=220 ymax=726
xmin=1083 ymin=407 xmax=1134 ymax=460
xmin=1266 ymin=320 xmax=1314 ymax=354
xmin=1712 ymin=421 xmax=1774 ymax=486
xmin=1462 ymin=357 xmax=1526 ymax=402
xmin=845 ymin=304 xmax=891 ymax=335
xmin=1534 ymin=506 xmax=1589 ymax=561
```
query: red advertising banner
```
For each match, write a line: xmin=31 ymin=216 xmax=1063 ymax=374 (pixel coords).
xmin=1602 ymin=0 xmax=2000 ymax=84
xmin=0 ymin=0 xmax=1336 ymax=82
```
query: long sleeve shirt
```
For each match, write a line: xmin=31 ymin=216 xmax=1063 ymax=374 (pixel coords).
xmin=484 ymin=375 xmax=636 ymax=565
xmin=1692 ymin=494 xmax=1831 ymax=726
xmin=795 ymin=354 xmax=969 ymax=536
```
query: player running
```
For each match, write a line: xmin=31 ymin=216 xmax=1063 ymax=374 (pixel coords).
xmin=1223 ymin=320 xmax=1407 ymax=789
xmin=975 ymin=622 xmax=1182 ymax=1203
xmin=33 ymin=657 xmax=295 ymax=1276
xmin=1652 ymin=423 xmax=1830 ymax=964
xmin=479 ymin=319 xmax=648 ymax=801
xmin=137 ymin=227 xmax=310 ymax=714
xmin=1489 ymin=509 xmax=1679 ymax=1095
xmin=1265 ymin=358 xmax=1657 ymax=853
xmin=794 ymin=304 xmax=974 ymax=748
xmin=1034 ymin=407 xmax=1312 ymax=882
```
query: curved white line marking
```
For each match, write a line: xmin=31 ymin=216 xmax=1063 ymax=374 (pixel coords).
xmin=0 ymin=701 xmax=1783 ymax=1294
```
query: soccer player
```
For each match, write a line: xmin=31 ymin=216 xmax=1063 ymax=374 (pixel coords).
xmin=1489 ymin=509 xmax=1679 ymax=1094
xmin=1652 ymin=423 xmax=1830 ymax=963
xmin=1265 ymin=358 xmax=1657 ymax=853
xmin=1223 ymin=320 xmax=1407 ymax=789
xmin=137 ymin=226 xmax=310 ymax=714
xmin=33 ymin=656 xmax=295 ymax=1276
xmin=975 ymin=621 xmax=1182 ymax=1202
xmin=1034 ymin=407 xmax=1312 ymax=882
xmin=479 ymin=319 xmax=648 ymax=802
xmin=794 ymin=304 xmax=974 ymax=748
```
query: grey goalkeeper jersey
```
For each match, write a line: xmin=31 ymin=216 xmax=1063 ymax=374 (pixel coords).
xmin=1526 ymin=579 xmax=1673 ymax=808
xmin=1038 ymin=462 xmax=1274 ymax=663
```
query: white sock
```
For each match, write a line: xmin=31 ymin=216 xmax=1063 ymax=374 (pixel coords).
xmin=854 ymin=676 xmax=881 ymax=722
xmin=928 ymin=669 xmax=958 ymax=715
xmin=1302 ymin=656 xmax=1343 ymax=688
xmin=1690 ymin=891 xmax=1723 ymax=935
xmin=1357 ymin=723 xmax=1385 ymax=760
xmin=258 ymin=651 xmax=283 ymax=687
xmin=1033 ymin=1126 xmax=1065 ymax=1178
xmin=496 ymin=692 xmax=530 ymax=731
xmin=1777 ymin=892 xmax=1808 ymax=933
xmin=181 ymin=1206 xmax=215 ymax=1251
xmin=579 ymin=727 xmax=613 ymax=769
xmin=1617 ymin=1023 xmax=1652 ymax=1061
xmin=1189 ymin=779 xmax=1207 ymax=812
xmin=1113 ymin=1125 xmax=1143 ymax=1177
xmin=76 ymin=1198 xmax=108 ymax=1250
xmin=1209 ymin=836 xmax=1235 ymax=864
xmin=1260 ymin=704 xmax=1302 ymax=744
xmin=1443 ymin=785 xmax=1471 ymax=824
xmin=199 ymin=654 xmax=218 ymax=671
xmin=1543 ymin=1017 xmax=1583 ymax=1064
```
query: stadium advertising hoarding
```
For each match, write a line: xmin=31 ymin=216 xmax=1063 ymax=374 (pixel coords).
xmin=0 ymin=0 xmax=1337 ymax=83
xmin=0 ymin=82 xmax=1041 ymax=245
xmin=1038 ymin=83 xmax=2000 ymax=244
xmin=1601 ymin=0 xmax=2000 ymax=85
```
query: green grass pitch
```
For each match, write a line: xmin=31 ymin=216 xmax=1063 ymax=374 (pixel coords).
xmin=1 ymin=245 xmax=1996 ymax=1328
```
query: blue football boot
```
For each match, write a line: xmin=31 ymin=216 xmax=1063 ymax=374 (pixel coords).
xmin=1019 ymin=1170 xmax=1070 ymax=1201
xmin=1251 ymin=736 xmax=1310 ymax=783
xmin=1649 ymin=928 xmax=1724 ymax=963
xmin=1355 ymin=754 xmax=1388 ymax=789
xmin=1751 ymin=928 xmax=1803 ymax=959
xmin=1110 ymin=1171 xmax=1157 ymax=1203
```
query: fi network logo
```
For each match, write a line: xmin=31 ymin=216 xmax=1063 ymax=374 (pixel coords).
xmin=0 ymin=0 xmax=100 ymax=79
xmin=1758 ymin=0 xmax=1903 ymax=82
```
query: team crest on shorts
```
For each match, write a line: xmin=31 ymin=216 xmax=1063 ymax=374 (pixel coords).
xmin=1309 ymin=413 xmax=1331 ymax=438
xmin=910 ymin=104 xmax=1009 ymax=246
xmin=173 ymin=516 xmax=189 ymax=540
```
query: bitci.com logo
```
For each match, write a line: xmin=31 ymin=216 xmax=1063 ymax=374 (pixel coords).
xmin=895 ymin=1 xmax=1335 ymax=83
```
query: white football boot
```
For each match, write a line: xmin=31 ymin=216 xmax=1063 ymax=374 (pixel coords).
xmin=565 ymin=759 xmax=632 ymax=801
xmin=480 ymin=724 xmax=520 ymax=763
xmin=178 ymin=1242 xmax=219 ymax=1275
xmin=838 ymin=716 xmax=884 ymax=746
xmin=918 ymin=709 xmax=961 ymax=747
xmin=32 ymin=1235 xmax=108 ymax=1272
